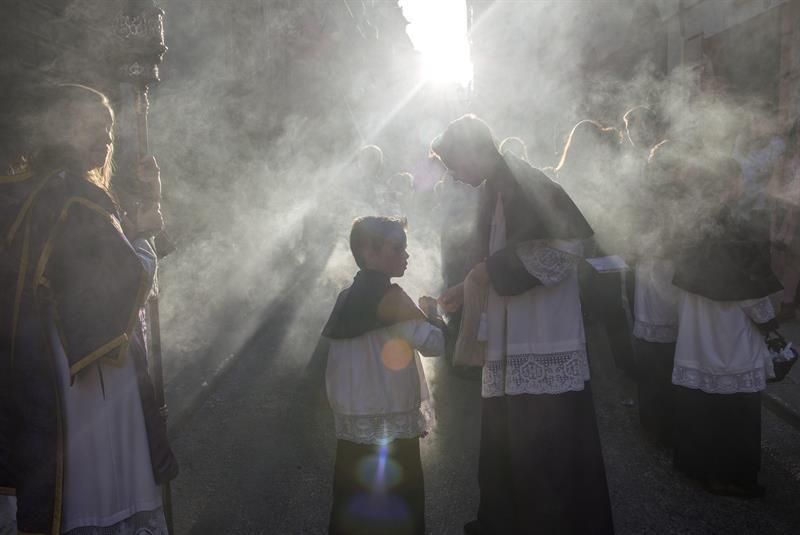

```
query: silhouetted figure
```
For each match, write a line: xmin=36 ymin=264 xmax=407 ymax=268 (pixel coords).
xmin=499 ymin=136 xmax=529 ymax=162
xmin=384 ymin=171 xmax=415 ymax=218
xmin=629 ymin=139 xmax=683 ymax=447
xmin=0 ymin=84 xmax=33 ymax=535
xmin=556 ymin=119 xmax=637 ymax=376
xmin=355 ymin=144 xmax=385 ymax=209
xmin=671 ymin=152 xmax=781 ymax=498
xmin=623 ymin=105 xmax=664 ymax=156
xmin=322 ymin=217 xmax=444 ymax=535
xmin=1 ymin=85 xmax=177 ymax=535
xmin=433 ymin=115 xmax=613 ymax=535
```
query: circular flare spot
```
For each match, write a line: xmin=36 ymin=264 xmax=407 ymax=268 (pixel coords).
xmin=356 ymin=451 xmax=404 ymax=491
xmin=381 ymin=338 xmax=414 ymax=370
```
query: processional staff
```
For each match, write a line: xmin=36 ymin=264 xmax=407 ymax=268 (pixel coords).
xmin=112 ymin=1 xmax=175 ymax=532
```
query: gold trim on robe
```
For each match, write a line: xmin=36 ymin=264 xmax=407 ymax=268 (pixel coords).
xmin=5 ymin=170 xmax=60 ymax=247
xmin=0 ymin=169 xmax=33 ymax=183
xmin=32 ymin=196 xmax=151 ymax=380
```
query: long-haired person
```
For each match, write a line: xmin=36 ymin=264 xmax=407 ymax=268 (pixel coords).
xmin=556 ymin=120 xmax=637 ymax=376
xmin=629 ymin=140 xmax=684 ymax=447
xmin=434 ymin=115 xmax=613 ymax=535
xmin=1 ymin=84 xmax=178 ymax=534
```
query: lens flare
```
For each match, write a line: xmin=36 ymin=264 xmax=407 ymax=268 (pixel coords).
xmin=356 ymin=444 xmax=403 ymax=491
xmin=381 ymin=338 xmax=414 ymax=370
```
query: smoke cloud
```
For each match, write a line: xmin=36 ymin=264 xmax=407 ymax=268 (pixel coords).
xmin=41 ymin=0 xmax=785 ymax=394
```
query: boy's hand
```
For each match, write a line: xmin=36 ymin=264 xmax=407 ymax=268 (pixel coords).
xmin=438 ymin=282 xmax=464 ymax=313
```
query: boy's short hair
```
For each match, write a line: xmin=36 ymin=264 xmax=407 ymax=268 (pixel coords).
xmin=350 ymin=216 xmax=407 ymax=269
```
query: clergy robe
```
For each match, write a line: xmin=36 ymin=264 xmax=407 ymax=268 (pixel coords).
xmin=671 ymin=169 xmax=782 ymax=489
xmin=474 ymin=155 xmax=614 ymax=535
xmin=1 ymin=169 xmax=178 ymax=534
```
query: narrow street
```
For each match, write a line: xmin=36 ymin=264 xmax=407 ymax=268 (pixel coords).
xmin=169 ymin=257 xmax=800 ymax=535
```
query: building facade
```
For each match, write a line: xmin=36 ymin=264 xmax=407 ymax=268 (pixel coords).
xmin=659 ymin=0 xmax=800 ymax=129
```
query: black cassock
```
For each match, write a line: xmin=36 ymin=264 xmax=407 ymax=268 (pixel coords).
xmin=475 ymin=155 xmax=614 ymax=535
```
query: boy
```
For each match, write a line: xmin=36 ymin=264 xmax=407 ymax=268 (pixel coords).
xmin=323 ymin=216 xmax=444 ymax=535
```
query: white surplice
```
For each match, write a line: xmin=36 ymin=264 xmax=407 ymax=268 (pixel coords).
xmin=672 ymin=291 xmax=775 ymax=394
xmin=326 ymin=320 xmax=444 ymax=444
xmin=482 ymin=194 xmax=590 ymax=398
xmin=633 ymin=258 xmax=680 ymax=343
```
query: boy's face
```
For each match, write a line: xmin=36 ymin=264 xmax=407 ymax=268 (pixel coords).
xmin=364 ymin=230 xmax=408 ymax=278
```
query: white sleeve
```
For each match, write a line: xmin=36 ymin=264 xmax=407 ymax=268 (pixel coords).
xmin=514 ymin=239 xmax=582 ymax=287
xmin=739 ymin=297 xmax=776 ymax=324
xmin=390 ymin=320 xmax=445 ymax=357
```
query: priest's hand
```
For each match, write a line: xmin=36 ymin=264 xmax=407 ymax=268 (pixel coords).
xmin=438 ymin=282 xmax=464 ymax=313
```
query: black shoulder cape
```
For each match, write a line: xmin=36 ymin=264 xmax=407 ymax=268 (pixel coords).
xmin=673 ymin=207 xmax=782 ymax=301
xmin=322 ymin=270 xmax=393 ymax=339
xmin=484 ymin=155 xmax=593 ymax=296
xmin=499 ymin=154 xmax=594 ymax=244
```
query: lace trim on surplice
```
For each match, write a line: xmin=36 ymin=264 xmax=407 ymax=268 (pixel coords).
xmin=740 ymin=298 xmax=776 ymax=324
xmin=672 ymin=364 xmax=766 ymax=394
xmin=515 ymin=244 xmax=579 ymax=287
xmin=633 ymin=320 xmax=678 ymax=343
xmin=332 ymin=403 xmax=433 ymax=445
xmin=482 ymin=350 xmax=590 ymax=398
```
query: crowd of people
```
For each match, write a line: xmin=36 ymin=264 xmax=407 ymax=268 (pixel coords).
xmin=323 ymin=100 xmax=798 ymax=534
xmin=1 ymin=81 xmax=798 ymax=535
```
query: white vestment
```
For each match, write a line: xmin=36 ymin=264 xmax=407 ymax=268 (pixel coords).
xmin=672 ymin=291 xmax=775 ymax=394
xmin=326 ymin=320 xmax=444 ymax=444
xmin=482 ymin=194 xmax=590 ymax=398
xmin=633 ymin=258 xmax=680 ymax=343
